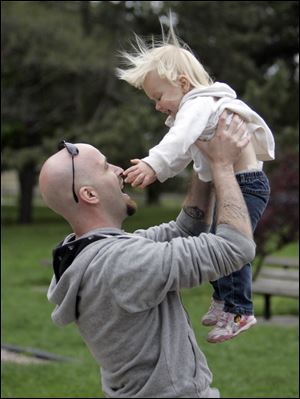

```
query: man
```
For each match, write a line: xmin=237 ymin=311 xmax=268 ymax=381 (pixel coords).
xmin=39 ymin=113 xmax=255 ymax=398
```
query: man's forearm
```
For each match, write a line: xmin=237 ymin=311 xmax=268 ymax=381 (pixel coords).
xmin=183 ymin=171 xmax=214 ymax=226
xmin=212 ymin=164 xmax=253 ymax=239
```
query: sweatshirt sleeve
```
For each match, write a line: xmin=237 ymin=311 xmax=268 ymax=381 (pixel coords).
xmin=108 ymin=225 xmax=256 ymax=313
xmin=134 ymin=209 xmax=211 ymax=242
xmin=142 ymin=97 xmax=214 ymax=183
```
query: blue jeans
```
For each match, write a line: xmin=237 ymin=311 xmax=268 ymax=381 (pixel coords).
xmin=210 ymin=171 xmax=270 ymax=315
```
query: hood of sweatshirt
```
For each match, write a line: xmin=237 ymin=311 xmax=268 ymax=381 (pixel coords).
xmin=165 ymin=82 xmax=237 ymax=127
xmin=182 ymin=81 xmax=237 ymax=103
xmin=47 ymin=228 xmax=128 ymax=326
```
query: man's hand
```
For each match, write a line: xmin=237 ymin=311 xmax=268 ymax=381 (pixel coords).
xmin=195 ymin=111 xmax=253 ymax=239
xmin=195 ymin=111 xmax=250 ymax=168
xmin=123 ymin=159 xmax=157 ymax=188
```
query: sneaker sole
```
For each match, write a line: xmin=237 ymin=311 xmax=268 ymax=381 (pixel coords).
xmin=201 ymin=319 xmax=218 ymax=327
xmin=207 ymin=317 xmax=257 ymax=343
xmin=207 ymin=335 xmax=232 ymax=343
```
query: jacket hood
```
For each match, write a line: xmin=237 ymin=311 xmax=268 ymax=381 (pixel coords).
xmin=47 ymin=228 xmax=125 ymax=326
xmin=165 ymin=82 xmax=237 ymax=127
xmin=182 ymin=82 xmax=237 ymax=103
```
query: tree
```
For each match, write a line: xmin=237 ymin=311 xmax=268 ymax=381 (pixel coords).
xmin=2 ymin=0 xmax=299 ymax=229
xmin=1 ymin=1 xmax=112 ymax=222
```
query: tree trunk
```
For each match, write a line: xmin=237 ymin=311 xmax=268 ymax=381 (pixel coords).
xmin=80 ymin=1 xmax=92 ymax=36
xmin=18 ymin=163 xmax=36 ymax=224
xmin=145 ymin=183 xmax=161 ymax=205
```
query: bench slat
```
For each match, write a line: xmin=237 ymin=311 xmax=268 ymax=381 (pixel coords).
xmin=252 ymin=278 xmax=299 ymax=297
xmin=258 ymin=268 xmax=299 ymax=281
xmin=253 ymin=256 xmax=299 ymax=319
xmin=264 ymin=256 xmax=299 ymax=268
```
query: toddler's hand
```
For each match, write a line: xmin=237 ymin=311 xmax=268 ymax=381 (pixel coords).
xmin=123 ymin=159 xmax=157 ymax=188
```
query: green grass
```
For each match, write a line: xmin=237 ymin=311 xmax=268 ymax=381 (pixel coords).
xmin=1 ymin=205 xmax=299 ymax=398
xmin=182 ymin=286 xmax=299 ymax=398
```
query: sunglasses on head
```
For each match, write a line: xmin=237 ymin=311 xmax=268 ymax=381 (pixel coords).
xmin=58 ymin=140 xmax=79 ymax=203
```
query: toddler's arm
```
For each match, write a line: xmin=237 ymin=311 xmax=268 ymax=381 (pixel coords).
xmin=123 ymin=159 xmax=157 ymax=188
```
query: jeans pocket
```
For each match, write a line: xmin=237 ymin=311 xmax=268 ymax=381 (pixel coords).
xmin=238 ymin=174 xmax=271 ymax=198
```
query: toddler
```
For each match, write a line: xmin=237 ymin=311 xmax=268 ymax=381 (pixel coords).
xmin=117 ymin=24 xmax=274 ymax=343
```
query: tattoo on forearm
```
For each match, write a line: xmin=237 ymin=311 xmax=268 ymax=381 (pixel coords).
xmin=183 ymin=206 xmax=205 ymax=220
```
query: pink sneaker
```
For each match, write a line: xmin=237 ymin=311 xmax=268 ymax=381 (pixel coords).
xmin=201 ymin=299 xmax=224 ymax=326
xmin=207 ymin=312 xmax=257 ymax=343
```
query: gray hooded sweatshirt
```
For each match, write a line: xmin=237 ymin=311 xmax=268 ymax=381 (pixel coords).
xmin=47 ymin=209 xmax=255 ymax=398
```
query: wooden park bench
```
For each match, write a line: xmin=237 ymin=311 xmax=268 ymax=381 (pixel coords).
xmin=252 ymin=256 xmax=299 ymax=319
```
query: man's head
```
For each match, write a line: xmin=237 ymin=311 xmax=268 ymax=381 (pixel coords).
xmin=39 ymin=143 xmax=137 ymax=235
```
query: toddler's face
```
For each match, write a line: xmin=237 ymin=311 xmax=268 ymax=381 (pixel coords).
xmin=143 ymin=70 xmax=187 ymax=119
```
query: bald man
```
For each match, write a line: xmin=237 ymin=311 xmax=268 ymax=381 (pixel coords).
xmin=40 ymin=113 xmax=255 ymax=398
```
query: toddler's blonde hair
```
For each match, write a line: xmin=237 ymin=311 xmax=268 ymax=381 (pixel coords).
xmin=116 ymin=18 xmax=213 ymax=89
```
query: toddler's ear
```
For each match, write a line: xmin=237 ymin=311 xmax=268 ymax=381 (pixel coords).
xmin=179 ymin=75 xmax=191 ymax=94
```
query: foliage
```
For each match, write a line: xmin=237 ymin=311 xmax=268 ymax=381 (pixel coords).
xmin=1 ymin=0 xmax=114 ymax=221
xmin=244 ymin=60 xmax=299 ymax=159
xmin=254 ymin=151 xmax=299 ymax=260
xmin=1 ymin=0 xmax=299 ymax=259
xmin=175 ymin=2 xmax=299 ymax=89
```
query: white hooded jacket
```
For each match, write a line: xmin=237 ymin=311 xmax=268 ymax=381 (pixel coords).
xmin=142 ymin=82 xmax=275 ymax=182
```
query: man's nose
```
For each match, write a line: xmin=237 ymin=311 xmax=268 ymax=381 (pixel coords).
xmin=113 ymin=165 xmax=124 ymax=176
xmin=155 ymin=102 xmax=162 ymax=112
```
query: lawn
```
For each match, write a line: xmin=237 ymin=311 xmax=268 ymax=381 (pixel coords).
xmin=1 ymin=204 xmax=299 ymax=398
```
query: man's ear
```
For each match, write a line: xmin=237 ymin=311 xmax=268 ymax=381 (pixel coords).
xmin=178 ymin=75 xmax=191 ymax=94
xmin=78 ymin=186 xmax=99 ymax=204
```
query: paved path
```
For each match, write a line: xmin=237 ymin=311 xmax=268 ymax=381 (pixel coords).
xmin=257 ymin=315 xmax=299 ymax=326
xmin=1 ymin=349 xmax=49 ymax=364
